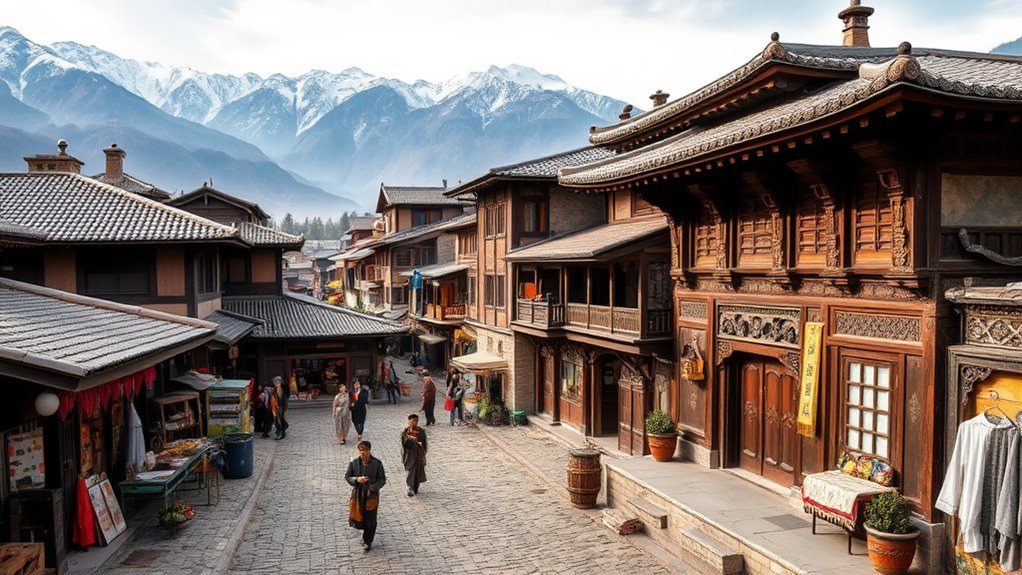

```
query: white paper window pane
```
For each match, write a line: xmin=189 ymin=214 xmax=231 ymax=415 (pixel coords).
xmin=849 ymin=363 xmax=861 ymax=383
xmin=863 ymin=411 xmax=874 ymax=430
xmin=847 ymin=429 xmax=860 ymax=449
xmin=849 ymin=384 xmax=861 ymax=404
xmin=878 ymin=367 xmax=891 ymax=389
xmin=848 ymin=407 xmax=861 ymax=427
xmin=863 ymin=388 xmax=875 ymax=408
xmin=877 ymin=413 xmax=889 ymax=434
xmin=864 ymin=366 xmax=875 ymax=386
xmin=863 ymin=432 xmax=874 ymax=453
xmin=878 ymin=390 xmax=890 ymax=411
xmin=876 ymin=436 xmax=889 ymax=458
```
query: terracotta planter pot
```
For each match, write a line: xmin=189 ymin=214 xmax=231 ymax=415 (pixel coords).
xmin=647 ymin=433 xmax=678 ymax=462
xmin=865 ymin=526 xmax=919 ymax=575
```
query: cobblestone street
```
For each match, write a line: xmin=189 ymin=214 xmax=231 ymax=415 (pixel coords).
xmin=228 ymin=384 xmax=672 ymax=575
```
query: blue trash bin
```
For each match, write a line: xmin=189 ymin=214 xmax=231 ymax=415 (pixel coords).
xmin=222 ymin=433 xmax=254 ymax=479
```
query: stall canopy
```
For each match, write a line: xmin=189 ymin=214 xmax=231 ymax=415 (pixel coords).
xmin=450 ymin=350 xmax=508 ymax=373
xmin=418 ymin=333 xmax=448 ymax=345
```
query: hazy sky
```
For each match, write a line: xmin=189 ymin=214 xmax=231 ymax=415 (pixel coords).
xmin=5 ymin=0 xmax=1021 ymax=107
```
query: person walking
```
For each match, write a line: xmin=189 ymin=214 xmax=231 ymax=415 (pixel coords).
xmin=421 ymin=374 xmax=437 ymax=426
xmin=350 ymin=379 xmax=370 ymax=441
xmin=260 ymin=384 xmax=273 ymax=437
xmin=385 ymin=360 xmax=400 ymax=404
xmin=253 ymin=383 xmax=267 ymax=437
xmin=272 ymin=376 xmax=289 ymax=439
xmin=400 ymin=414 xmax=427 ymax=496
xmin=333 ymin=383 xmax=352 ymax=445
xmin=345 ymin=441 xmax=386 ymax=552
xmin=446 ymin=368 xmax=464 ymax=426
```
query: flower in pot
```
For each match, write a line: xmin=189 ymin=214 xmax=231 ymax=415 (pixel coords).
xmin=864 ymin=491 xmax=919 ymax=575
xmin=644 ymin=409 xmax=677 ymax=462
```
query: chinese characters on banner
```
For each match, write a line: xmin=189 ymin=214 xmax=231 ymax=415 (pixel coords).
xmin=797 ymin=322 xmax=825 ymax=437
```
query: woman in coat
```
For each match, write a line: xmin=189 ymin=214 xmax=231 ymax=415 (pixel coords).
xmin=332 ymin=383 xmax=351 ymax=444
xmin=421 ymin=375 xmax=437 ymax=426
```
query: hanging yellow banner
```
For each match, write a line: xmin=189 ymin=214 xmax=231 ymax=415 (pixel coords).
xmin=797 ymin=322 xmax=824 ymax=437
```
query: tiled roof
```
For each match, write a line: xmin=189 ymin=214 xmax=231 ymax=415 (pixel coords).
xmin=377 ymin=213 xmax=476 ymax=246
xmin=222 ymin=293 xmax=406 ymax=339
xmin=204 ymin=309 xmax=262 ymax=345
xmin=445 ymin=146 xmax=616 ymax=198
xmin=0 ymin=219 xmax=47 ymax=244
xmin=0 ymin=173 xmax=239 ymax=243
xmin=561 ymin=45 xmax=1022 ymax=187
xmin=0 ymin=277 xmax=216 ymax=380
xmin=377 ymin=184 xmax=463 ymax=211
xmin=583 ymin=40 xmax=1022 ymax=150
xmin=91 ymin=173 xmax=172 ymax=201
xmin=332 ymin=246 xmax=376 ymax=262
xmin=168 ymin=185 xmax=271 ymax=221
xmin=504 ymin=218 xmax=669 ymax=261
xmin=398 ymin=262 xmax=468 ymax=279
xmin=348 ymin=217 xmax=377 ymax=231
xmin=238 ymin=222 xmax=304 ymax=248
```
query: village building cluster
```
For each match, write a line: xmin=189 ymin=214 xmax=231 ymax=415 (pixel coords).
xmin=1 ymin=2 xmax=1021 ymax=573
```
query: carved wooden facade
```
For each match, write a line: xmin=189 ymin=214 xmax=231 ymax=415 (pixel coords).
xmin=558 ymin=38 xmax=1022 ymax=526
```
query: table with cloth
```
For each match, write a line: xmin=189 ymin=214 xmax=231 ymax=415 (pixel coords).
xmin=801 ymin=469 xmax=895 ymax=553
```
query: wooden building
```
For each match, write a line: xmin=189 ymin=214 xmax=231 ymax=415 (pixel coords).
xmin=557 ymin=3 xmax=1022 ymax=562
xmin=504 ymin=191 xmax=672 ymax=453
xmin=444 ymin=147 xmax=615 ymax=408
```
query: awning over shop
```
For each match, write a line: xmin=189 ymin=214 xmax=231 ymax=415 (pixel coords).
xmin=418 ymin=333 xmax=448 ymax=345
xmin=400 ymin=262 xmax=468 ymax=279
xmin=450 ymin=350 xmax=508 ymax=373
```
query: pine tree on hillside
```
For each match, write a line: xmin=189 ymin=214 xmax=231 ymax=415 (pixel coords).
xmin=339 ymin=212 xmax=351 ymax=234
xmin=280 ymin=213 xmax=296 ymax=235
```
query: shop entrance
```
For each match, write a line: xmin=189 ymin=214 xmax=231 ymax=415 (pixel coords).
xmin=735 ymin=355 xmax=798 ymax=487
xmin=598 ymin=356 xmax=620 ymax=435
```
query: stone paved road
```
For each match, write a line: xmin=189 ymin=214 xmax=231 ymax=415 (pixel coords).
xmin=229 ymin=385 xmax=671 ymax=575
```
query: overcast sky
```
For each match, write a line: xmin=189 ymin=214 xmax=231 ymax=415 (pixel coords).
xmin=5 ymin=0 xmax=1021 ymax=107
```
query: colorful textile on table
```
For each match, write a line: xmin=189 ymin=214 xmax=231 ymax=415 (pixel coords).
xmin=802 ymin=470 xmax=894 ymax=521
xmin=796 ymin=321 xmax=824 ymax=437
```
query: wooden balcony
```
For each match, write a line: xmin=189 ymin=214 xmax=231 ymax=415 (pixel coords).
xmin=419 ymin=302 xmax=467 ymax=322
xmin=563 ymin=303 xmax=672 ymax=339
xmin=516 ymin=299 xmax=565 ymax=328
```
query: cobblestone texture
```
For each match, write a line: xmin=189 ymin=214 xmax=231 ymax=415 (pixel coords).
xmin=228 ymin=367 xmax=670 ymax=575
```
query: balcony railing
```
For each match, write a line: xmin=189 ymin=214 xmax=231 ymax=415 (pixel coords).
xmin=516 ymin=299 xmax=565 ymax=328
xmin=419 ymin=303 xmax=467 ymax=321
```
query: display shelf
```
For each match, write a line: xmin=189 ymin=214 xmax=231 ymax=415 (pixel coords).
xmin=206 ymin=379 xmax=251 ymax=436
xmin=151 ymin=392 xmax=203 ymax=446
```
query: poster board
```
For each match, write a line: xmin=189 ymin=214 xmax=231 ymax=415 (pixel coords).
xmin=6 ymin=428 xmax=45 ymax=491
xmin=87 ymin=475 xmax=126 ymax=544
xmin=99 ymin=478 xmax=127 ymax=535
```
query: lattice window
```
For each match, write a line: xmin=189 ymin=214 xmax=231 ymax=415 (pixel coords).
xmin=797 ymin=194 xmax=828 ymax=256
xmin=693 ymin=208 xmax=715 ymax=266
xmin=737 ymin=197 xmax=772 ymax=257
xmin=844 ymin=360 xmax=893 ymax=460
xmin=854 ymin=182 xmax=892 ymax=253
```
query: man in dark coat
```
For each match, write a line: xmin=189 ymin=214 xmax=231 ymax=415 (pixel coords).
xmin=345 ymin=440 xmax=386 ymax=552
xmin=350 ymin=379 xmax=370 ymax=440
xmin=400 ymin=414 xmax=428 ymax=496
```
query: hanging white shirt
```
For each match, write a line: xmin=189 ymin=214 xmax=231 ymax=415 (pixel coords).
xmin=936 ymin=412 xmax=1015 ymax=553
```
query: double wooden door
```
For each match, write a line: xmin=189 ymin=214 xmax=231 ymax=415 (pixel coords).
xmin=738 ymin=357 xmax=798 ymax=487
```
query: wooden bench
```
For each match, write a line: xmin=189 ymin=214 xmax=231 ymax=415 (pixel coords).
xmin=801 ymin=470 xmax=895 ymax=554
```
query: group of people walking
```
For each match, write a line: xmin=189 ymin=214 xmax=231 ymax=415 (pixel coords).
xmin=253 ymin=376 xmax=290 ymax=439
xmin=338 ymin=363 xmax=469 ymax=553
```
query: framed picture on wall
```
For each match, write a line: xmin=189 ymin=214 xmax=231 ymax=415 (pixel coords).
xmin=6 ymin=428 xmax=45 ymax=491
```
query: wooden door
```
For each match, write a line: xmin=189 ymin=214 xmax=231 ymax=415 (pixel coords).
xmin=541 ymin=354 xmax=554 ymax=415
xmin=600 ymin=360 xmax=618 ymax=435
xmin=737 ymin=357 xmax=797 ymax=487
xmin=618 ymin=375 xmax=647 ymax=455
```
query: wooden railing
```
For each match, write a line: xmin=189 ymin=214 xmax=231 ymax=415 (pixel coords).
xmin=516 ymin=299 xmax=565 ymax=328
xmin=646 ymin=309 xmax=672 ymax=336
xmin=564 ymin=303 xmax=668 ymax=338
xmin=442 ymin=304 xmax=466 ymax=318
xmin=419 ymin=303 xmax=467 ymax=321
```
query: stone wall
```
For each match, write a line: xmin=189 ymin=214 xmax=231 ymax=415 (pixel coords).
xmin=548 ymin=187 xmax=604 ymax=237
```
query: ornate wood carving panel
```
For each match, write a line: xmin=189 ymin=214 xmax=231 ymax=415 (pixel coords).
xmin=717 ymin=304 xmax=801 ymax=349
xmin=834 ymin=311 xmax=922 ymax=342
xmin=965 ymin=305 xmax=1022 ymax=349
xmin=679 ymin=300 xmax=709 ymax=321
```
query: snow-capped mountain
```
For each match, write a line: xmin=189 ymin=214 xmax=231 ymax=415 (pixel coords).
xmin=0 ymin=26 xmax=629 ymax=210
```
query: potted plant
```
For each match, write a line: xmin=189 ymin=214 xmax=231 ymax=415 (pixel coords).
xmin=158 ymin=500 xmax=195 ymax=534
xmin=644 ymin=409 xmax=677 ymax=462
xmin=864 ymin=491 xmax=919 ymax=575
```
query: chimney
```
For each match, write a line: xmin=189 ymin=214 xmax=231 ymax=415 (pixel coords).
xmin=838 ymin=0 xmax=874 ymax=47
xmin=23 ymin=139 xmax=84 ymax=174
xmin=649 ymin=90 xmax=669 ymax=108
xmin=104 ymin=143 xmax=126 ymax=182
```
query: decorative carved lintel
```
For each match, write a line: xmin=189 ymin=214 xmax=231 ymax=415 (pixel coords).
xmin=960 ymin=364 xmax=994 ymax=404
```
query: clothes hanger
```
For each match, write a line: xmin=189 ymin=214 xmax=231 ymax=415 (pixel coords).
xmin=984 ymin=390 xmax=1018 ymax=428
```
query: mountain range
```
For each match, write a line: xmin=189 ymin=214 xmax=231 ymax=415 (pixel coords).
xmin=0 ymin=26 xmax=628 ymax=218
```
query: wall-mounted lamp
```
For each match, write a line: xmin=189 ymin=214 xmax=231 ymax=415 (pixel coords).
xmin=35 ymin=391 xmax=60 ymax=417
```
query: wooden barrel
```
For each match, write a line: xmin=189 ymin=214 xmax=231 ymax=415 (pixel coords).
xmin=566 ymin=448 xmax=602 ymax=509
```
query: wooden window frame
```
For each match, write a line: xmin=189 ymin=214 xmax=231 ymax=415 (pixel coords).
xmin=519 ymin=191 xmax=548 ymax=236
xmin=632 ymin=192 xmax=655 ymax=216
xmin=852 ymin=181 xmax=893 ymax=266
xmin=839 ymin=351 xmax=899 ymax=465
xmin=560 ymin=357 xmax=582 ymax=399
xmin=495 ymin=274 xmax=506 ymax=309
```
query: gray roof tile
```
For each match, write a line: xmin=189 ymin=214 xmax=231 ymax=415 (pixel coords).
xmin=91 ymin=173 xmax=172 ymax=201
xmin=204 ymin=309 xmax=262 ymax=345
xmin=222 ymin=293 xmax=406 ymax=339
xmin=446 ymin=147 xmax=616 ymax=198
xmin=504 ymin=218 xmax=669 ymax=261
xmin=378 ymin=185 xmax=464 ymax=209
xmin=0 ymin=277 xmax=216 ymax=377
xmin=0 ymin=173 xmax=239 ymax=243
xmin=238 ymin=222 xmax=304 ymax=248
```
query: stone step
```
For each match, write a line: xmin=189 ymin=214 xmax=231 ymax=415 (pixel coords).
xmin=627 ymin=496 xmax=668 ymax=529
xmin=602 ymin=507 xmax=643 ymax=535
xmin=678 ymin=527 xmax=744 ymax=575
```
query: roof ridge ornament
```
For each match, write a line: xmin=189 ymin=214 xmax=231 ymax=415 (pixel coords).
xmin=762 ymin=32 xmax=786 ymax=60
xmin=857 ymin=41 xmax=918 ymax=82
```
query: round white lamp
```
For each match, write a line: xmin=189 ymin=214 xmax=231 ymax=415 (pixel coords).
xmin=35 ymin=392 xmax=60 ymax=417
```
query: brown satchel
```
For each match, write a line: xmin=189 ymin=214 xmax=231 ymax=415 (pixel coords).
xmin=348 ymin=487 xmax=362 ymax=526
